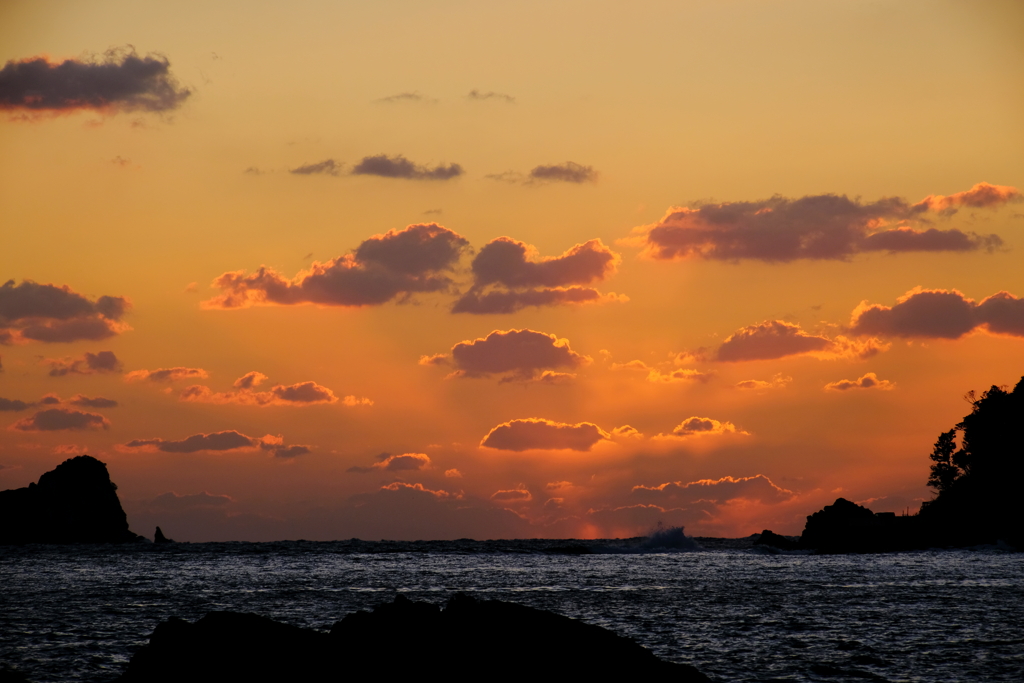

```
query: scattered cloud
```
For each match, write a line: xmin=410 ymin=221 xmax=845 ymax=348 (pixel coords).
xmin=233 ymin=371 xmax=267 ymax=389
xmin=9 ymin=407 xmax=110 ymax=431
xmin=432 ymin=328 xmax=591 ymax=382
xmin=120 ymin=430 xmax=308 ymax=457
xmin=631 ymin=474 xmax=793 ymax=505
xmin=467 ymin=89 xmax=515 ymax=103
xmin=0 ymin=397 xmax=33 ymax=411
xmin=0 ymin=47 xmax=191 ymax=116
xmin=0 ymin=279 xmax=131 ymax=344
xmin=491 ymin=488 xmax=532 ymax=502
xmin=351 ymin=154 xmax=462 ymax=180
xmin=625 ymin=185 xmax=1014 ymax=262
xmin=125 ymin=366 xmax=208 ymax=383
xmin=452 ymin=237 xmax=624 ymax=314
xmin=445 ymin=468 xmax=463 ymax=478
xmin=180 ymin=376 xmax=340 ymax=406
xmin=850 ymin=287 xmax=1024 ymax=339
xmin=69 ymin=394 xmax=119 ymax=408
xmin=529 ymin=162 xmax=597 ymax=184
xmin=717 ymin=320 xmax=887 ymax=362
xmin=203 ymin=223 xmax=470 ymax=309
xmin=341 ymin=395 xmax=373 ymax=406
xmin=656 ymin=416 xmax=745 ymax=438
xmin=46 ymin=350 xmax=122 ymax=376
xmin=645 ymin=368 xmax=715 ymax=383
xmin=824 ymin=372 xmax=894 ymax=391
xmin=374 ymin=91 xmax=437 ymax=104
xmin=735 ymin=373 xmax=792 ymax=390
xmin=480 ymin=418 xmax=610 ymax=451
xmin=348 ymin=453 xmax=431 ymax=474
xmin=290 ymin=159 xmax=340 ymax=176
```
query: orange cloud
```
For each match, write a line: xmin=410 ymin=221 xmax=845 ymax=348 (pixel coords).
xmin=125 ymin=367 xmax=208 ymax=383
xmin=46 ymin=351 xmax=122 ymax=376
xmin=480 ymin=418 xmax=610 ymax=451
xmin=0 ymin=280 xmax=131 ymax=344
xmin=452 ymin=238 xmax=624 ymax=314
xmin=120 ymin=430 xmax=309 ymax=458
xmin=380 ymin=482 xmax=452 ymax=498
xmin=735 ymin=373 xmax=792 ymax=390
xmin=491 ymin=488 xmax=532 ymax=502
xmin=10 ymin=407 xmax=110 ymax=431
xmin=203 ymin=223 xmax=470 ymax=309
xmin=348 ymin=453 xmax=431 ymax=473
xmin=631 ymin=474 xmax=793 ymax=504
xmin=432 ymin=329 xmax=590 ymax=382
xmin=912 ymin=182 xmax=1022 ymax=213
xmin=625 ymin=188 xmax=1006 ymax=262
xmin=656 ymin=416 xmax=746 ymax=438
xmin=850 ymin=287 xmax=1024 ymax=339
xmin=717 ymin=320 xmax=886 ymax=362
xmin=824 ymin=372 xmax=894 ymax=391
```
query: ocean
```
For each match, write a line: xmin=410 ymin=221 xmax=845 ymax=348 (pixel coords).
xmin=1 ymin=538 xmax=1022 ymax=682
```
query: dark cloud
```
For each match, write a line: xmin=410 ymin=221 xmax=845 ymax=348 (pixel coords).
xmin=0 ymin=47 xmax=191 ymax=114
xmin=10 ymin=407 xmax=110 ymax=431
xmin=204 ymin=223 xmax=470 ymax=309
xmin=480 ymin=418 xmax=610 ymax=451
xmin=824 ymin=372 xmax=894 ymax=391
xmin=467 ymin=89 xmax=515 ymax=103
xmin=435 ymin=329 xmax=590 ymax=382
xmin=716 ymin=320 xmax=885 ymax=362
xmin=290 ymin=159 xmax=341 ymax=176
xmin=0 ymin=397 xmax=33 ymax=412
xmin=69 ymin=394 xmax=119 ymax=408
xmin=850 ymin=287 xmax=1024 ymax=339
xmin=352 ymin=154 xmax=463 ymax=180
xmin=669 ymin=417 xmax=742 ymax=437
xmin=631 ymin=475 xmax=793 ymax=505
xmin=47 ymin=350 xmax=122 ymax=376
xmin=348 ymin=453 xmax=431 ymax=473
xmin=121 ymin=430 xmax=308 ymax=457
xmin=0 ymin=280 xmax=130 ymax=344
xmin=39 ymin=394 xmax=61 ymax=405
xmin=629 ymin=186 xmax=1013 ymax=262
xmin=452 ymin=237 xmax=623 ymax=314
xmin=125 ymin=366 xmax=208 ymax=383
xmin=528 ymin=162 xmax=597 ymax=184
xmin=374 ymin=92 xmax=436 ymax=104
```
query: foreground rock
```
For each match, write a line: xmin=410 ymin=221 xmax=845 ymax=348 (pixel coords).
xmin=116 ymin=594 xmax=710 ymax=681
xmin=0 ymin=455 xmax=140 ymax=544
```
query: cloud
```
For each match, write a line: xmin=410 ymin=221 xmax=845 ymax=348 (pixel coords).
xmin=671 ymin=416 xmax=742 ymax=437
xmin=233 ymin=371 xmax=267 ymax=389
xmin=480 ymin=418 xmax=610 ymax=451
xmin=0 ymin=397 xmax=33 ymax=411
xmin=631 ymin=475 xmax=794 ymax=505
xmin=125 ymin=366 xmax=208 ymax=383
xmin=735 ymin=373 xmax=792 ymax=390
xmin=39 ymin=394 xmax=61 ymax=405
xmin=341 ymin=395 xmax=373 ymax=406
xmin=529 ymin=162 xmax=597 ymax=184
xmin=10 ymin=407 xmax=110 ymax=431
xmin=824 ymin=372 xmax=894 ymax=391
xmin=0 ymin=47 xmax=191 ymax=115
xmin=46 ymin=350 xmax=122 ymax=376
xmin=467 ymin=89 xmax=515 ymax=103
xmin=203 ymin=223 xmax=470 ymax=309
xmin=491 ymin=488 xmax=532 ymax=503
xmin=68 ymin=394 xmax=119 ymax=408
xmin=290 ymin=159 xmax=340 ymax=176
xmin=445 ymin=468 xmax=463 ymax=478
xmin=351 ymin=154 xmax=463 ymax=180
xmin=180 ymin=380 xmax=339 ymax=406
xmin=348 ymin=453 xmax=431 ymax=473
xmin=452 ymin=237 xmax=624 ymax=314
xmin=849 ymin=287 xmax=1024 ymax=339
xmin=626 ymin=186 xmax=1012 ymax=262
xmin=120 ymin=430 xmax=308 ymax=457
xmin=375 ymin=92 xmax=436 ymax=104
xmin=645 ymin=368 xmax=715 ymax=383
xmin=0 ymin=280 xmax=131 ymax=344
xmin=430 ymin=329 xmax=590 ymax=382
xmin=716 ymin=320 xmax=886 ymax=362
xmin=913 ymin=182 xmax=1022 ymax=213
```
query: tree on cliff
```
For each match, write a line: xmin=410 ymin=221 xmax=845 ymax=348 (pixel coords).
xmin=920 ymin=376 xmax=1024 ymax=546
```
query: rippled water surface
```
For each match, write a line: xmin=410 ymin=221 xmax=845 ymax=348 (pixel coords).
xmin=2 ymin=540 xmax=1022 ymax=682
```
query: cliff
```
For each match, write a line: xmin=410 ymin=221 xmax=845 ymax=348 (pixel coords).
xmin=116 ymin=594 xmax=710 ymax=681
xmin=0 ymin=455 xmax=140 ymax=544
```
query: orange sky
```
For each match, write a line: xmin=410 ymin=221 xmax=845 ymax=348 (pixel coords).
xmin=1 ymin=0 xmax=1022 ymax=540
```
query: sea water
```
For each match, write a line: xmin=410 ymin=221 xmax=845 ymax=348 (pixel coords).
xmin=1 ymin=539 xmax=1022 ymax=682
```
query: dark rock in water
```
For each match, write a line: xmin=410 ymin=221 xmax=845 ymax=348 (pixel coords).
xmin=754 ymin=529 xmax=800 ymax=551
xmin=116 ymin=594 xmax=710 ymax=681
xmin=0 ymin=663 xmax=32 ymax=683
xmin=0 ymin=455 xmax=140 ymax=545
xmin=800 ymin=498 xmax=924 ymax=553
xmin=153 ymin=526 xmax=173 ymax=544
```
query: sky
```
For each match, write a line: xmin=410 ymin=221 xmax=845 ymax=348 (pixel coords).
xmin=1 ymin=0 xmax=1022 ymax=541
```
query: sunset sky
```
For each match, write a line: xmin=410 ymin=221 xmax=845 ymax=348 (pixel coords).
xmin=2 ymin=0 xmax=1022 ymax=541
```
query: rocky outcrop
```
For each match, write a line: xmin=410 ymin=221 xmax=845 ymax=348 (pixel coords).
xmin=0 ymin=455 xmax=140 ymax=544
xmin=116 ymin=594 xmax=711 ymax=681
xmin=799 ymin=498 xmax=925 ymax=553
xmin=153 ymin=526 xmax=173 ymax=544
xmin=753 ymin=529 xmax=800 ymax=551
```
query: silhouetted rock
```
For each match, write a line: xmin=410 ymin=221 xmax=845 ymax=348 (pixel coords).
xmin=153 ymin=526 xmax=173 ymax=544
xmin=799 ymin=498 xmax=924 ymax=553
xmin=116 ymin=594 xmax=710 ymax=681
xmin=754 ymin=529 xmax=800 ymax=550
xmin=0 ymin=455 xmax=140 ymax=545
